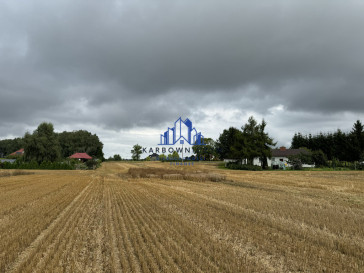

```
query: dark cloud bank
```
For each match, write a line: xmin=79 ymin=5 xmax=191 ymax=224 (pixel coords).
xmin=1 ymin=0 xmax=364 ymax=155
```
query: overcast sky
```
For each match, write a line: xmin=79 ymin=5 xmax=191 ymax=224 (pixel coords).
xmin=1 ymin=0 xmax=364 ymax=158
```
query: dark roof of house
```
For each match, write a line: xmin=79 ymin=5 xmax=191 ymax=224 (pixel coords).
xmin=10 ymin=148 xmax=24 ymax=156
xmin=150 ymin=153 xmax=159 ymax=157
xmin=69 ymin=153 xmax=92 ymax=159
xmin=272 ymin=148 xmax=309 ymax=157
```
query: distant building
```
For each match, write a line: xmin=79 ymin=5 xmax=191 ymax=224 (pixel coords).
xmin=270 ymin=146 xmax=314 ymax=169
xmin=69 ymin=153 xmax=92 ymax=162
xmin=150 ymin=153 xmax=159 ymax=161
xmin=223 ymin=146 xmax=314 ymax=169
xmin=9 ymin=148 xmax=25 ymax=156
xmin=0 ymin=159 xmax=16 ymax=163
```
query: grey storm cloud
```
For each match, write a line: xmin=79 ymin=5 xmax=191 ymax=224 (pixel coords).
xmin=1 ymin=0 xmax=364 ymax=135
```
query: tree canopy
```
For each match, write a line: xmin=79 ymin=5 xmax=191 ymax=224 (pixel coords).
xmin=0 ymin=138 xmax=24 ymax=157
xmin=192 ymin=138 xmax=217 ymax=160
xmin=216 ymin=116 xmax=275 ymax=168
xmin=58 ymin=130 xmax=104 ymax=159
xmin=291 ymin=120 xmax=364 ymax=162
xmin=216 ymin=127 xmax=242 ymax=160
xmin=0 ymin=123 xmax=104 ymax=162
xmin=131 ymin=144 xmax=142 ymax=161
xmin=24 ymin=122 xmax=62 ymax=163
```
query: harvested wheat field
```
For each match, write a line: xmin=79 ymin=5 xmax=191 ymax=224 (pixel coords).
xmin=0 ymin=162 xmax=364 ymax=273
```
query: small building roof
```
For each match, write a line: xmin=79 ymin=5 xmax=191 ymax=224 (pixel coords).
xmin=272 ymin=148 xmax=309 ymax=157
xmin=69 ymin=153 xmax=92 ymax=159
xmin=10 ymin=148 xmax=24 ymax=156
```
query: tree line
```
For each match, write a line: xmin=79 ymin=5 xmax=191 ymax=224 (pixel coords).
xmin=0 ymin=122 xmax=104 ymax=163
xmin=129 ymin=116 xmax=276 ymax=169
xmin=109 ymin=117 xmax=364 ymax=169
xmin=190 ymin=117 xmax=276 ymax=169
xmin=0 ymin=138 xmax=24 ymax=157
xmin=291 ymin=120 xmax=364 ymax=162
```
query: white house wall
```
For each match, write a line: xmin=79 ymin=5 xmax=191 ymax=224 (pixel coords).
xmin=224 ymin=156 xmax=315 ymax=168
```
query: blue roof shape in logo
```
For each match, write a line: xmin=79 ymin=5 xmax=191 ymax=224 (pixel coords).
xmin=159 ymin=117 xmax=205 ymax=145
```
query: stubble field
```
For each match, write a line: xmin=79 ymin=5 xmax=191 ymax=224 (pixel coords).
xmin=0 ymin=162 xmax=363 ymax=272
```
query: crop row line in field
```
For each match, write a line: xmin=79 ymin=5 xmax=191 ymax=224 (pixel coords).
xmin=108 ymin=181 xmax=143 ymax=273
xmin=6 ymin=176 xmax=95 ymax=273
xmin=105 ymin=180 xmax=123 ymax=273
xmin=1 ymin=179 xmax=88 ymax=272
xmin=118 ymin=181 xmax=221 ymax=273
xmin=165 ymin=182 xmax=364 ymax=257
xmin=137 ymin=180 xmax=317 ymax=272
xmin=113 ymin=182 xmax=165 ymax=272
xmin=114 ymin=181 xmax=189 ymax=273
xmin=38 ymin=179 xmax=100 ymax=272
xmin=140 ymin=179 xmax=364 ymax=272
xmin=0 ymin=177 xmax=73 ymax=216
xmin=129 ymin=181 xmax=270 ymax=272
xmin=28 ymin=181 xmax=95 ymax=272
xmin=122 ymin=180 xmax=256 ymax=272
xmin=44 ymin=174 xmax=107 ymax=272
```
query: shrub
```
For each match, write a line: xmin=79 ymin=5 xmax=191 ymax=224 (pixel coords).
xmin=288 ymin=157 xmax=303 ymax=170
xmin=85 ymin=159 xmax=100 ymax=170
xmin=0 ymin=160 xmax=74 ymax=170
xmin=312 ymin=150 xmax=328 ymax=167
xmin=75 ymin=163 xmax=87 ymax=170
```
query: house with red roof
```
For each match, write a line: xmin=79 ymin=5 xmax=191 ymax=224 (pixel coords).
xmin=9 ymin=148 xmax=25 ymax=156
xmin=69 ymin=153 xmax=92 ymax=162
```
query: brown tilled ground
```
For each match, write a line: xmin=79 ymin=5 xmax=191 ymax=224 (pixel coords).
xmin=0 ymin=162 xmax=363 ymax=272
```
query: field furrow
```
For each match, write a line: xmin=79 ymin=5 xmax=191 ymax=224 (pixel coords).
xmin=6 ymin=176 xmax=94 ymax=273
xmin=140 ymin=178 xmax=364 ymax=271
xmin=1 ymin=162 xmax=363 ymax=272
xmin=109 ymin=180 xmax=142 ymax=273
xmin=118 ymin=182 xmax=220 ymax=273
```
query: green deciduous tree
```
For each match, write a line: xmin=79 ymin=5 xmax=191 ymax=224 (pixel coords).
xmin=229 ymin=129 xmax=247 ymax=162
xmin=216 ymin=127 xmax=242 ymax=160
xmin=192 ymin=138 xmax=217 ymax=160
xmin=131 ymin=144 xmax=142 ymax=161
xmin=217 ymin=117 xmax=275 ymax=168
xmin=113 ymin=154 xmax=122 ymax=161
xmin=240 ymin=117 xmax=275 ymax=168
xmin=58 ymin=130 xmax=104 ymax=159
xmin=0 ymin=138 xmax=25 ymax=157
xmin=168 ymin=151 xmax=180 ymax=161
xmin=24 ymin=122 xmax=61 ymax=163
xmin=288 ymin=151 xmax=312 ymax=170
xmin=312 ymin=150 xmax=328 ymax=167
